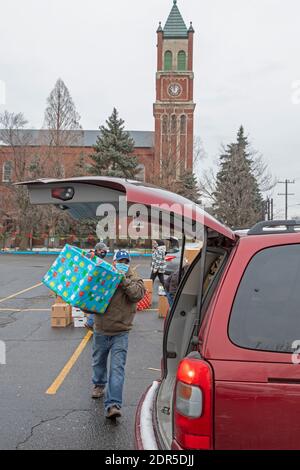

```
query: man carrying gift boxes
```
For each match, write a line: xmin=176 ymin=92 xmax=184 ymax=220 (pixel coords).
xmin=91 ymin=250 xmax=146 ymax=420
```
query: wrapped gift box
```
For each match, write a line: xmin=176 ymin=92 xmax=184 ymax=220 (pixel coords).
xmin=137 ymin=290 xmax=152 ymax=311
xmin=43 ymin=244 xmax=123 ymax=314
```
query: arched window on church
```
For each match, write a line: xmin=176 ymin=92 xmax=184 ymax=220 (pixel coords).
xmin=162 ymin=115 xmax=168 ymax=134
xmin=180 ymin=115 xmax=187 ymax=134
xmin=2 ymin=161 xmax=12 ymax=183
xmin=171 ymin=115 xmax=177 ymax=134
xmin=164 ymin=51 xmax=173 ymax=71
xmin=178 ymin=51 xmax=187 ymax=71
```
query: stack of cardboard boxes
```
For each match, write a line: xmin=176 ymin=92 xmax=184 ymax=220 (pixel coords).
xmin=72 ymin=307 xmax=87 ymax=328
xmin=51 ymin=297 xmax=72 ymax=328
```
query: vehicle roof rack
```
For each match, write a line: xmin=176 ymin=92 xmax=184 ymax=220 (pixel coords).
xmin=248 ymin=220 xmax=300 ymax=236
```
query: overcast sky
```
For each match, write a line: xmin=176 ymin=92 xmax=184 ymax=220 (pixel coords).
xmin=1 ymin=0 xmax=300 ymax=217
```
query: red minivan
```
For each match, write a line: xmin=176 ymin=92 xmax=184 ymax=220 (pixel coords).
xmin=21 ymin=177 xmax=300 ymax=450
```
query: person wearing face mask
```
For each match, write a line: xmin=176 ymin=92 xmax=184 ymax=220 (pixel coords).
xmin=91 ymin=250 xmax=145 ymax=420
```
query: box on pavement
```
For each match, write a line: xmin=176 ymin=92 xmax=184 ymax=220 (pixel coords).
xmin=51 ymin=317 xmax=72 ymax=328
xmin=158 ymin=295 xmax=169 ymax=319
xmin=43 ymin=244 xmax=124 ymax=314
xmin=143 ymin=279 xmax=153 ymax=293
xmin=73 ymin=318 xmax=87 ymax=328
xmin=52 ymin=303 xmax=72 ymax=318
xmin=184 ymin=248 xmax=200 ymax=265
xmin=72 ymin=307 xmax=85 ymax=318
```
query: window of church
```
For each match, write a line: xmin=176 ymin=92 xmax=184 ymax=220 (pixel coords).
xmin=171 ymin=115 xmax=177 ymax=134
xmin=2 ymin=161 xmax=13 ymax=183
xmin=162 ymin=115 xmax=169 ymax=134
xmin=180 ymin=115 xmax=187 ymax=134
xmin=164 ymin=51 xmax=173 ymax=71
xmin=178 ymin=51 xmax=187 ymax=71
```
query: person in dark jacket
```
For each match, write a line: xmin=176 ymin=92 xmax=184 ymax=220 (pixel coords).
xmin=92 ymin=250 xmax=145 ymax=420
xmin=165 ymin=263 xmax=190 ymax=308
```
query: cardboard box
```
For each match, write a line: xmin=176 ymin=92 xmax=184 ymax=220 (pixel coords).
xmin=52 ymin=304 xmax=72 ymax=318
xmin=158 ymin=295 xmax=169 ymax=319
xmin=72 ymin=307 xmax=85 ymax=318
xmin=51 ymin=317 xmax=72 ymax=328
xmin=184 ymin=248 xmax=200 ymax=265
xmin=143 ymin=279 xmax=153 ymax=293
xmin=74 ymin=318 xmax=86 ymax=328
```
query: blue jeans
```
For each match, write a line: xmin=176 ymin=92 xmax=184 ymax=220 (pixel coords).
xmin=166 ymin=292 xmax=174 ymax=308
xmin=86 ymin=314 xmax=94 ymax=328
xmin=92 ymin=331 xmax=129 ymax=411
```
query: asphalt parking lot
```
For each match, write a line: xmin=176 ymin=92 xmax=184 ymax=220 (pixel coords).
xmin=0 ymin=255 xmax=163 ymax=450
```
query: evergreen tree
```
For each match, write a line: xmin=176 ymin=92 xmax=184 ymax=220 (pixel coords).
xmin=213 ymin=126 xmax=263 ymax=229
xmin=177 ymin=170 xmax=201 ymax=204
xmin=90 ymin=108 xmax=139 ymax=178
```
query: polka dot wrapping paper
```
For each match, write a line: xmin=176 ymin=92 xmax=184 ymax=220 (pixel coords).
xmin=43 ymin=244 xmax=123 ymax=314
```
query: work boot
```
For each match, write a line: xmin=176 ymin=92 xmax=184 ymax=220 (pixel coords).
xmin=92 ymin=385 xmax=105 ymax=399
xmin=106 ymin=406 xmax=122 ymax=419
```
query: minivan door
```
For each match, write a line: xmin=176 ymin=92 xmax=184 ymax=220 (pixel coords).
xmin=207 ymin=237 xmax=300 ymax=450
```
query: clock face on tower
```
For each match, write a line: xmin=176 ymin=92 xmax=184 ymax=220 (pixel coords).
xmin=168 ymin=83 xmax=182 ymax=97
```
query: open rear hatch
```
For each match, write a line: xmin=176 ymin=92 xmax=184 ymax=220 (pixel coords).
xmin=17 ymin=177 xmax=235 ymax=241
xmin=18 ymin=177 xmax=236 ymax=448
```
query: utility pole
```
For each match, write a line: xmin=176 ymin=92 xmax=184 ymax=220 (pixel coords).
xmin=262 ymin=198 xmax=274 ymax=221
xmin=278 ymin=180 xmax=295 ymax=220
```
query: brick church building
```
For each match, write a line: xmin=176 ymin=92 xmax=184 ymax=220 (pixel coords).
xmin=0 ymin=0 xmax=195 ymax=192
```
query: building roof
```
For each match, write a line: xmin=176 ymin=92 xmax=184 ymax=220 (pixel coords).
xmin=163 ymin=0 xmax=188 ymax=38
xmin=0 ymin=129 xmax=154 ymax=149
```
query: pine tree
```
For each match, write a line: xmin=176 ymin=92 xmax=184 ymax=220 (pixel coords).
xmin=90 ymin=108 xmax=139 ymax=179
xmin=177 ymin=170 xmax=201 ymax=204
xmin=213 ymin=126 xmax=263 ymax=229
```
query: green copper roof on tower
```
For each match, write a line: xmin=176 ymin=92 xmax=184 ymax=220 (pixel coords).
xmin=163 ymin=0 xmax=188 ymax=38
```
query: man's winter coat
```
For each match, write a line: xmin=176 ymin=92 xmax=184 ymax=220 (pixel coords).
xmin=94 ymin=268 xmax=145 ymax=336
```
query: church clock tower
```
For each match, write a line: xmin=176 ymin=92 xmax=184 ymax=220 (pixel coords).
xmin=154 ymin=0 xmax=195 ymax=177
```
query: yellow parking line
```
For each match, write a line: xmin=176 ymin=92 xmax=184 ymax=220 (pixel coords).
xmin=46 ymin=331 xmax=93 ymax=395
xmin=22 ymin=309 xmax=51 ymax=312
xmin=0 ymin=283 xmax=43 ymax=304
xmin=0 ymin=308 xmax=21 ymax=312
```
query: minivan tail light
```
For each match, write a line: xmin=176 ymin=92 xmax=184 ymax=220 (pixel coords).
xmin=165 ymin=255 xmax=176 ymax=262
xmin=173 ymin=357 xmax=213 ymax=450
xmin=176 ymin=382 xmax=203 ymax=418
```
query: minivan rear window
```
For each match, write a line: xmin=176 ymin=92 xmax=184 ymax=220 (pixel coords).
xmin=229 ymin=244 xmax=300 ymax=353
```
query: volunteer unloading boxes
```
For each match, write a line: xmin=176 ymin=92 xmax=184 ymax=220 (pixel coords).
xmin=91 ymin=250 xmax=145 ymax=420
